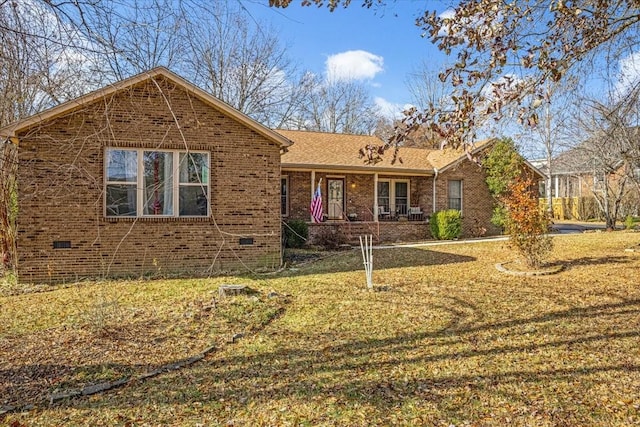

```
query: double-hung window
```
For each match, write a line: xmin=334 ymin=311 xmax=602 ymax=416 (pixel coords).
xmin=105 ymin=148 xmax=209 ymax=218
xmin=448 ymin=180 xmax=462 ymax=211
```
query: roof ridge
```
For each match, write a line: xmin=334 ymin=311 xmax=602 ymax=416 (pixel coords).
xmin=1 ymin=67 xmax=292 ymax=148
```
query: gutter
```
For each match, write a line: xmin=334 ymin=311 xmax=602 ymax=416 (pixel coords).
xmin=281 ymin=163 xmax=434 ymax=176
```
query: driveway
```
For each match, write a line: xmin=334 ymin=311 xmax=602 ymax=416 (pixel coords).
xmin=550 ymin=221 xmax=614 ymax=234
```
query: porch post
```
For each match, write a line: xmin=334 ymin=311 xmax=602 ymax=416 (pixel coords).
xmin=554 ymin=175 xmax=559 ymax=198
xmin=578 ymin=176 xmax=582 ymax=197
xmin=310 ymin=170 xmax=316 ymax=222
xmin=374 ymin=173 xmax=379 ymax=222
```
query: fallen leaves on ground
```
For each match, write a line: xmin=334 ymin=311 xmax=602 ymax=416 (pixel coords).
xmin=2 ymin=232 xmax=640 ymax=426
xmin=0 ymin=279 xmax=287 ymax=409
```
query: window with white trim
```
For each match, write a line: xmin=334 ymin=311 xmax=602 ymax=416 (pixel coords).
xmin=448 ymin=180 xmax=462 ymax=211
xmin=105 ymin=148 xmax=210 ymax=218
xmin=377 ymin=179 xmax=410 ymax=215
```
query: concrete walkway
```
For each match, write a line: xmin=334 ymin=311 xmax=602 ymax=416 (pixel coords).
xmin=550 ymin=220 xmax=616 ymax=234
xmin=372 ymin=221 xmax=607 ymax=249
xmin=374 ymin=235 xmax=509 ymax=249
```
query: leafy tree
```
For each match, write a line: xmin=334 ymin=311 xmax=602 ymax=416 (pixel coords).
xmin=272 ymin=0 xmax=640 ymax=148
xmin=483 ymin=138 xmax=524 ymax=229
xmin=502 ymin=175 xmax=553 ymax=269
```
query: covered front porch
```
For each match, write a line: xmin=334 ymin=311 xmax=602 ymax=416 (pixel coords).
xmin=282 ymin=170 xmax=434 ymax=224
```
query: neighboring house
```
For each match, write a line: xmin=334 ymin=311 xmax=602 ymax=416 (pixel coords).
xmin=536 ymin=142 xmax=640 ymax=220
xmin=278 ymin=130 xmax=523 ymax=243
xmin=0 ymin=67 xmax=291 ymax=283
xmin=536 ymin=148 xmax=603 ymax=199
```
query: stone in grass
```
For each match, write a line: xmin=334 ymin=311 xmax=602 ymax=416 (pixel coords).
xmin=218 ymin=284 xmax=247 ymax=298
xmin=230 ymin=333 xmax=244 ymax=343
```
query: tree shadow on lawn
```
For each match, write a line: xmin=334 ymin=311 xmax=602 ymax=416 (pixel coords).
xmin=26 ymin=297 xmax=640 ymax=421
xmin=281 ymin=247 xmax=476 ymax=277
xmin=560 ymin=255 xmax=634 ymax=269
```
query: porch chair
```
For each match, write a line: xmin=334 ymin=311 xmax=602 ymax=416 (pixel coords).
xmin=408 ymin=206 xmax=423 ymax=221
xmin=377 ymin=205 xmax=391 ymax=220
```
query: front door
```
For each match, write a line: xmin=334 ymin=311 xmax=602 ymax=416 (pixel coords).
xmin=327 ymin=178 xmax=344 ymax=220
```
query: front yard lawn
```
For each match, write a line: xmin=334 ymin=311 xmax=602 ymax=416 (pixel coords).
xmin=2 ymin=232 xmax=639 ymax=426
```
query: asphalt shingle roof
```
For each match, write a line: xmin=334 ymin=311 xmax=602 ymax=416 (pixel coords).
xmin=277 ymin=129 xmax=494 ymax=175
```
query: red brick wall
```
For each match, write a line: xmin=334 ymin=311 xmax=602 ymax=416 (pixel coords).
xmin=16 ymin=76 xmax=282 ymax=283
xmin=284 ymin=171 xmax=312 ymax=220
xmin=308 ymin=222 xmax=430 ymax=245
xmin=284 ymin=162 xmax=504 ymax=240
xmin=436 ymin=159 xmax=501 ymax=237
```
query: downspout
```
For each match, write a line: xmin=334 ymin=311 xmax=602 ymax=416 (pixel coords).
xmin=432 ymin=168 xmax=439 ymax=213
xmin=374 ymin=172 xmax=379 ymax=222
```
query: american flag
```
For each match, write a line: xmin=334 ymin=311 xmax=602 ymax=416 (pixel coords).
xmin=310 ymin=181 xmax=323 ymax=223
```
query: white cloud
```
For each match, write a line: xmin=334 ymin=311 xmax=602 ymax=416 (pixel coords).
xmin=325 ymin=50 xmax=384 ymax=82
xmin=482 ymin=74 xmax=526 ymax=100
xmin=436 ymin=9 xmax=456 ymax=37
xmin=439 ymin=9 xmax=455 ymax=19
xmin=374 ymin=97 xmax=410 ymax=119
xmin=615 ymin=51 xmax=640 ymax=96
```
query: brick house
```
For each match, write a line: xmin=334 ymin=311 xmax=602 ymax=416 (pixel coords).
xmin=534 ymin=140 xmax=640 ymax=220
xmin=0 ymin=67 xmax=291 ymax=283
xmin=277 ymin=130 xmax=520 ymax=243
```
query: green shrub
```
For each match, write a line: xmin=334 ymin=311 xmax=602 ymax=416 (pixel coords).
xmin=430 ymin=210 xmax=462 ymax=240
xmin=624 ymin=215 xmax=636 ymax=230
xmin=283 ymin=219 xmax=308 ymax=248
xmin=491 ymin=205 xmax=508 ymax=230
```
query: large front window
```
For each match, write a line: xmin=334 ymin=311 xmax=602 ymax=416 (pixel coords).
xmin=105 ymin=148 xmax=209 ymax=218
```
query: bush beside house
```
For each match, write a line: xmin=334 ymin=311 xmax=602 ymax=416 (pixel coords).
xmin=430 ymin=210 xmax=462 ymax=240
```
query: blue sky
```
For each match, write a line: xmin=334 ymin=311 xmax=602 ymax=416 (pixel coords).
xmin=240 ymin=0 xmax=451 ymax=116
xmin=238 ymin=0 xmax=640 ymax=138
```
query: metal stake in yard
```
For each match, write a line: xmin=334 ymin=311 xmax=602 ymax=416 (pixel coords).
xmin=359 ymin=235 xmax=373 ymax=290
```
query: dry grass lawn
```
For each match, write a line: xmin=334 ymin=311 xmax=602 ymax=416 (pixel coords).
xmin=1 ymin=232 xmax=639 ymax=426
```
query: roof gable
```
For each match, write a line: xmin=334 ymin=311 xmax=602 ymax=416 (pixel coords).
xmin=0 ymin=67 xmax=292 ymax=148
